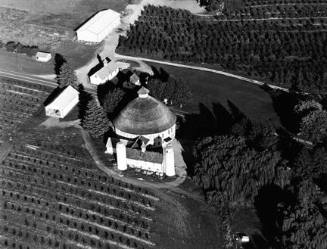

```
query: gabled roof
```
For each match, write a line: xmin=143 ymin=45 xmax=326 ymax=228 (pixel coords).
xmin=77 ymin=9 xmax=120 ymax=35
xmin=93 ymin=61 xmax=130 ymax=80
xmin=46 ymin=85 xmax=79 ymax=109
xmin=130 ymin=73 xmax=140 ymax=83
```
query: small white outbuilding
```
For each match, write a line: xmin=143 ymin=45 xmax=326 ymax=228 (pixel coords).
xmin=76 ymin=9 xmax=120 ymax=43
xmin=89 ymin=60 xmax=129 ymax=85
xmin=45 ymin=85 xmax=79 ymax=118
xmin=35 ymin=52 xmax=52 ymax=62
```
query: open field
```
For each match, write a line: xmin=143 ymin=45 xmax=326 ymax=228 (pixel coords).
xmin=0 ymin=40 xmax=100 ymax=74
xmin=148 ymin=62 xmax=281 ymax=125
xmin=0 ymin=0 xmax=129 ymax=47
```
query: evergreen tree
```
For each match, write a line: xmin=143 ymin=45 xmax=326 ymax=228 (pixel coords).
xmin=102 ymin=88 xmax=126 ymax=116
xmin=82 ymin=99 xmax=111 ymax=138
xmin=57 ymin=62 xmax=78 ymax=89
xmin=193 ymin=135 xmax=290 ymax=207
xmin=281 ymin=180 xmax=327 ymax=249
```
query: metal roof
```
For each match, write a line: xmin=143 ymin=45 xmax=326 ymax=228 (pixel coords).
xmin=77 ymin=9 xmax=120 ymax=35
xmin=46 ymin=85 xmax=79 ymax=110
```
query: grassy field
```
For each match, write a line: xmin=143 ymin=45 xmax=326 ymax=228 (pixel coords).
xmin=0 ymin=0 xmax=129 ymax=47
xmin=148 ymin=62 xmax=281 ymax=126
xmin=153 ymin=190 xmax=222 ymax=249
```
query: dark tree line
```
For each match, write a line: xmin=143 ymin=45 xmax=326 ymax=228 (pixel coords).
xmin=190 ymin=105 xmax=327 ymax=248
xmin=117 ymin=5 xmax=327 ymax=94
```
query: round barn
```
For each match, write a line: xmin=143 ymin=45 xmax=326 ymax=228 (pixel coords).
xmin=106 ymin=87 xmax=176 ymax=177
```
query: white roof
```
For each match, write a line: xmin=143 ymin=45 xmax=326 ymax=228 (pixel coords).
xmin=47 ymin=85 xmax=79 ymax=109
xmin=93 ymin=61 xmax=130 ymax=80
xmin=77 ymin=9 xmax=120 ymax=35
xmin=36 ymin=52 xmax=51 ymax=58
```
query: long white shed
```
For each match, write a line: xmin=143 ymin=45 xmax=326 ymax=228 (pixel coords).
xmin=45 ymin=85 xmax=79 ymax=118
xmin=76 ymin=9 xmax=120 ymax=43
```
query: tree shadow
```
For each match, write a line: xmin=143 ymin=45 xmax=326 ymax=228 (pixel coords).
xmin=212 ymin=102 xmax=234 ymax=135
xmin=54 ymin=53 xmax=66 ymax=76
xmin=97 ymin=81 xmax=116 ymax=105
xmin=78 ymin=84 xmax=93 ymax=120
xmin=262 ymin=87 xmax=301 ymax=133
xmin=178 ymin=102 xmax=236 ymax=176
xmin=254 ymin=184 xmax=295 ymax=248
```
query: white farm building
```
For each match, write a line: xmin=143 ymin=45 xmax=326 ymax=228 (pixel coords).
xmin=106 ymin=87 xmax=176 ymax=177
xmin=89 ymin=60 xmax=130 ymax=85
xmin=45 ymin=86 xmax=79 ymax=118
xmin=35 ymin=52 xmax=52 ymax=62
xmin=76 ymin=9 xmax=120 ymax=43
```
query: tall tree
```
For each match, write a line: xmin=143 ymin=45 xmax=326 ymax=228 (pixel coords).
xmin=299 ymin=110 xmax=327 ymax=144
xmin=102 ymin=88 xmax=126 ymax=116
xmin=281 ymin=180 xmax=327 ymax=249
xmin=81 ymin=99 xmax=111 ymax=138
xmin=57 ymin=62 xmax=78 ymax=89
xmin=193 ymin=135 xmax=290 ymax=208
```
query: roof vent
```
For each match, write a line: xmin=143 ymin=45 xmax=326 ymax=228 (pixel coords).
xmin=137 ymin=87 xmax=149 ymax=98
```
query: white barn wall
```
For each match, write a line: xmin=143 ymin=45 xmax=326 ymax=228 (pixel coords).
xmin=115 ymin=124 xmax=176 ymax=144
xmin=126 ymin=158 xmax=163 ymax=173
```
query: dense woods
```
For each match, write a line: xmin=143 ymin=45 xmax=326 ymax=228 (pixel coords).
xmin=189 ymin=98 xmax=327 ymax=248
xmin=117 ymin=5 xmax=327 ymax=94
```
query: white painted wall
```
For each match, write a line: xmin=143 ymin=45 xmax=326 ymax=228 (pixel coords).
xmin=127 ymin=158 xmax=163 ymax=173
xmin=89 ymin=68 xmax=119 ymax=85
xmin=117 ymin=142 xmax=127 ymax=171
xmin=115 ymin=124 xmax=176 ymax=145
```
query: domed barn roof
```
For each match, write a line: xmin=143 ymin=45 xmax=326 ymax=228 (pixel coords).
xmin=113 ymin=87 xmax=176 ymax=135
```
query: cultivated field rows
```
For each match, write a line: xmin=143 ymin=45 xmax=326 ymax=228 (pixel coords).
xmin=0 ymin=78 xmax=50 ymax=140
xmin=1 ymin=142 xmax=158 ymax=249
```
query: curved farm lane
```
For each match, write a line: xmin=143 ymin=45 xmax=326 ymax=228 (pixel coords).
xmin=115 ymin=53 xmax=290 ymax=92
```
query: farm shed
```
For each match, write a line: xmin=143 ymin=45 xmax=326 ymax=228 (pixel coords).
xmin=45 ymin=85 xmax=79 ymax=118
xmin=89 ymin=60 xmax=129 ymax=85
xmin=35 ymin=52 xmax=52 ymax=62
xmin=76 ymin=9 xmax=120 ymax=43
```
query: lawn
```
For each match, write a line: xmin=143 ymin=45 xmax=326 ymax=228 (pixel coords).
xmin=148 ymin=62 xmax=281 ymax=126
xmin=152 ymin=190 xmax=223 ymax=249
